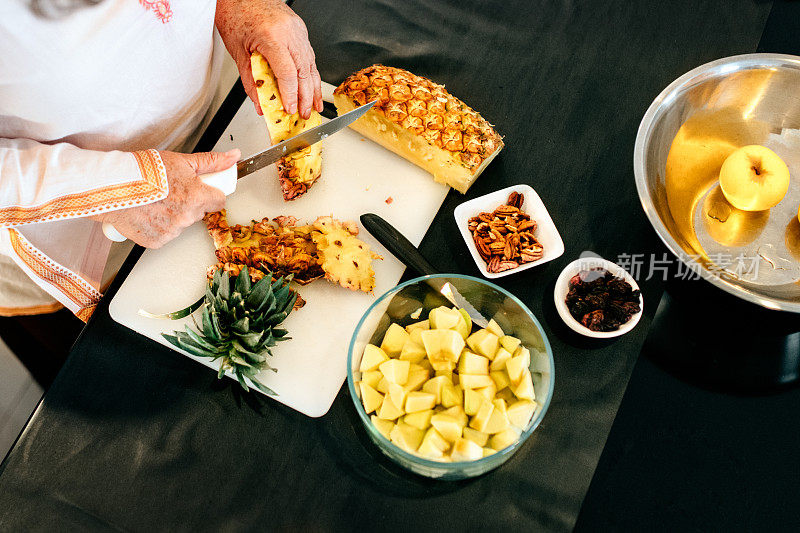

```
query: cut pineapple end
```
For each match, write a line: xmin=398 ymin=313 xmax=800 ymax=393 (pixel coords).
xmin=334 ymin=94 xmax=502 ymax=194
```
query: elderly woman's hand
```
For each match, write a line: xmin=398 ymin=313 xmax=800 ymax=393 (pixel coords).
xmin=216 ymin=0 xmax=323 ymax=120
xmin=93 ymin=150 xmax=237 ymax=249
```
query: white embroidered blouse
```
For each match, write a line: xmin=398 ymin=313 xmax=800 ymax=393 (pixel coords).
xmin=0 ymin=0 xmax=222 ymax=320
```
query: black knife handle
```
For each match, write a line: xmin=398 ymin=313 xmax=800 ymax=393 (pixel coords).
xmin=360 ymin=214 xmax=439 ymax=276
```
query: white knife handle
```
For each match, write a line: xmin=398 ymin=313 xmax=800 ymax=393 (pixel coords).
xmin=102 ymin=165 xmax=238 ymax=242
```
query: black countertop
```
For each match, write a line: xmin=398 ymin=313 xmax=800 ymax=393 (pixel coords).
xmin=1 ymin=0 xmax=797 ymax=530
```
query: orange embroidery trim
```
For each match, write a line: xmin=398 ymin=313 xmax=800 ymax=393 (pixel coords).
xmin=8 ymin=229 xmax=102 ymax=318
xmin=0 ymin=149 xmax=168 ymax=227
xmin=139 ymin=0 xmax=173 ymax=23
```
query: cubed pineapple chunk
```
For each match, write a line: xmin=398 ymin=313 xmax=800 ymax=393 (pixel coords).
xmin=441 ymin=383 xmax=463 ymax=408
xmin=360 ymin=344 xmax=389 ymax=372
xmin=457 ymin=351 xmax=489 ymax=375
xmin=371 ymin=415 xmax=395 ymax=440
xmin=499 ymin=335 xmax=521 ymax=353
xmin=466 ymin=329 xmax=499 ymax=359
xmin=451 ymin=437 xmax=483 ymax=461
xmin=417 ymin=359 xmax=433 ymax=372
xmin=428 ymin=306 xmax=462 ymax=329
xmin=512 ymin=370 xmax=535 ymax=401
xmin=403 ymin=365 xmax=430 ymax=392
xmin=464 ymin=388 xmax=483 ymax=416
xmin=506 ymin=354 xmax=527 ymax=385
xmin=404 ymin=409 xmax=434 ymax=430
xmin=442 ymin=405 xmax=468 ymax=427
xmin=475 ymin=382 xmax=497 ymax=402
xmin=422 ymin=375 xmax=451 ymax=404
xmin=359 ymin=382 xmax=384 ymax=414
xmin=377 ymin=395 xmax=404 ymax=420
xmin=417 ymin=437 xmax=445 ymax=459
xmin=459 ymin=374 xmax=494 ymax=389
xmin=388 ymin=383 xmax=407 ymax=410
xmin=495 ymin=388 xmax=516 ymax=404
xmin=376 ymin=377 xmax=390 ymax=394
xmin=513 ymin=346 xmax=531 ymax=367
xmin=435 ymin=370 xmax=454 ymax=382
xmin=405 ymin=320 xmax=430 ymax=333
xmin=482 ymin=447 xmax=497 ymax=457
xmin=405 ymin=391 xmax=436 ymax=413
xmin=381 ymin=323 xmax=410 ymax=356
xmin=379 ymin=359 xmax=410 ymax=385
xmin=490 ymin=348 xmax=512 ymax=371
xmin=507 ymin=400 xmax=536 ymax=429
xmin=489 ymin=427 xmax=520 ymax=451
xmin=469 ymin=400 xmax=495 ymax=432
xmin=483 ymin=404 xmax=510 ymax=434
xmin=462 ymin=427 xmax=489 ymax=447
xmin=422 ymin=427 xmax=451 ymax=452
xmin=486 ymin=318 xmax=504 ymax=338
xmin=360 ymin=370 xmax=382 ymax=390
xmin=399 ymin=340 xmax=427 ymax=363
xmin=421 ymin=329 xmax=465 ymax=371
xmin=490 ymin=370 xmax=511 ymax=391
xmin=430 ymin=414 xmax=462 ymax=442
xmin=390 ymin=422 xmax=425 ymax=453
xmin=409 ymin=328 xmax=426 ymax=346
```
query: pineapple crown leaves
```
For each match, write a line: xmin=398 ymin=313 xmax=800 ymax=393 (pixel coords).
xmin=163 ymin=266 xmax=298 ymax=396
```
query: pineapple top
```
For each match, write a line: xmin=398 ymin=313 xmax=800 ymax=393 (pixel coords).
xmin=334 ymin=65 xmax=503 ymax=172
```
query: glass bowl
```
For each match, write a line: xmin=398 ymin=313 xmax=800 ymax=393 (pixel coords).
xmin=347 ymin=274 xmax=555 ymax=480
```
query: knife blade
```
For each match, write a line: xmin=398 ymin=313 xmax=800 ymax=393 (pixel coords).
xmin=360 ymin=213 xmax=489 ymax=328
xmin=103 ymin=99 xmax=377 ymax=242
xmin=234 ymin=99 xmax=377 ymax=180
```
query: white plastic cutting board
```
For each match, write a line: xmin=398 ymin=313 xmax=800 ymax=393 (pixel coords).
xmin=109 ymin=82 xmax=449 ymax=417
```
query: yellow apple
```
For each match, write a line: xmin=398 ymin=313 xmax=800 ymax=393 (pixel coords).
xmin=719 ymin=145 xmax=790 ymax=211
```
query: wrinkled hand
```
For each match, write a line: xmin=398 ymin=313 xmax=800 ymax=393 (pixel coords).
xmin=216 ymin=0 xmax=323 ymax=119
xmin=94 ymin=150 xmax=238 ymax=248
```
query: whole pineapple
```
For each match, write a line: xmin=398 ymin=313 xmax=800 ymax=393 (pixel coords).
xmin=163 ymin=267 xmax=297 ymax=395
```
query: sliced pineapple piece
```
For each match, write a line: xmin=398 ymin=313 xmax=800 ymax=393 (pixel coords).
xmin=512 ymin=370 xmax=535 ymax=401
xmin=399 ymin=340 xmax=427 ymax=363
xmin=421 ymin=375 xmax=451 ymax=404
xmin=403 ymin=364 xmax=430 ymax=392
xmin=360 ymin=344 xmax=388 ymax=372
xmin=371 ymin=415 xmax=395 ymax=440
xmin=251 ymin=52 xmax=324 ymax=200
xmin=464 ymin=388 xmax=483 ymax=416
xmin=459 ymin=374 xmax=494 ymax=389
xmin=381 ymin=323 xmax=410 ymax=357
xmin=466 ymin=329 xmax=500 ymax=359
xmin=507 ymin=400 xmax=536 ymax=430
xmin=486 ymin=319 xmax=504 ymax=338
xmin=469 ymin=400 xmax=495 ymax=432
xmin=506 ymin=354 xmax=528 ymax=385
xmin=428 ymin=306 xmax=461 ymax=329
xmin=379 ymin=359 xmax=410 ymax=385
xmin=405 ymin=391 xmax=436 ymax=413
xmin=421 ymin=329 xmax=464 ymax=372
xmin=457 ymin=351 xmax=489 ymax=375
xmin=405 ymin=320 xmax=430 ymax=333
xmin=359 ymin=382 xmax=384 ymax=414
xmin=359 ymin=370 xmax=382 ymax=390
xmin=377 ymin=395 xmax=404 ymax=420
xmin=442 ymin=405 xmax=468 ymax=428
xmin=441 ymin=383 xmax=463 ymax=408
xmin=451 ymin=437 xmax=484 ymax=461
xmin=462 ymin=427 xmax=489 ymax=447
xmin=499 ymin=335 xmax=521 ymax=353
xmin=430 ymin=414 xmax=462 ymax=443
xmin=489 ymin=427 xmax=521 ymax=451
xmin=404 ymin=409 xmax=434 ymax=430
xmin=388 ymin=383 xmax=407 ymax=410
xmin=390 ymin=422 xmax=425 ymax=453
xmin=490 ymin=370 xmax=511 ymax=391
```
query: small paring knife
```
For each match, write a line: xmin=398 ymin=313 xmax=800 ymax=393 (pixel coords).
xmin=102 ymin=99 xmax=377 ymax=242
xmin=360 ymin=213 xmax=489 ymax=328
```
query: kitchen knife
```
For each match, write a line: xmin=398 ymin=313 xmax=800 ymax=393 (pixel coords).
xmin=103 ymin=99 xmax=377 ymax=242
xmin=360 ymin=213 xmax=489 ymax=328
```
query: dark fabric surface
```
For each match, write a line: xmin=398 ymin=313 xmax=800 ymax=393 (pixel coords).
xmin=576 ymin=1 xmax=800 ymax=529
xmin=0 ymin=309 xmax=83 ymax=388
xmin=0 ymin=0 xmax=773 ymax=531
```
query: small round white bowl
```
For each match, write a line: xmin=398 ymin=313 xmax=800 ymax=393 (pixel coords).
xmin=553 ymin=256 xmax=643 ymax=338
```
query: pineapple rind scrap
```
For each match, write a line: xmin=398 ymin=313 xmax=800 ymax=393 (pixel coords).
xmin=311 ymin=216 xmax=383 ymax=293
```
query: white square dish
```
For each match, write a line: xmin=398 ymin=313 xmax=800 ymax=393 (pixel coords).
xmin=453 ymin=184 xmax=564 ymax=279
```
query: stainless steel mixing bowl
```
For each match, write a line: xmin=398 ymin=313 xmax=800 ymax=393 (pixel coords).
xmin=635 ymin=53 xmax=800 ymax=313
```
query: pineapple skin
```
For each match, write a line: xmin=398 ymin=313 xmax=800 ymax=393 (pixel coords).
xmin=333 ymin=65 xmax=503 ymax=193
xmin=251 ymin=53 xmax=323 ymax=200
